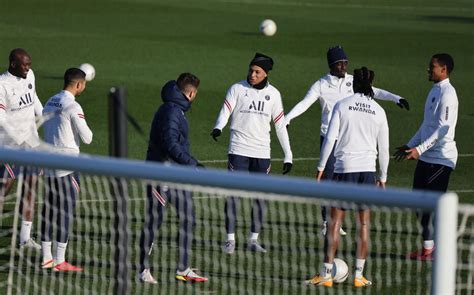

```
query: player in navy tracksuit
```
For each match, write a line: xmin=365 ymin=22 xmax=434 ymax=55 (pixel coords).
xmin=138 ymin=73 xmax=207 ymax=284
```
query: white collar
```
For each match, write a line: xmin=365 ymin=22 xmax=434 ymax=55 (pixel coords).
xmin=434 ymin=78 xmax=450 ymax=87
xmin=325 ymin=73 xmax=346 ymax=86
xmin=61 ymin=90 xmax=76 ymax=101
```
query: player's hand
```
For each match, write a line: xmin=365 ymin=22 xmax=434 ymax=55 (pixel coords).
xmin=377 ymin=180 xmax=386 ymax=189
xmin=393 ymin=145 xmax=410 ymax=161
xmin=316 ymin=171 xmax=324 ymax=182
xmin=396 ymin=145 xmax=410 ymax=151
xmin=282 ymin=162 xmax=292 ymax=174
xmin=210 ymin=128 xmax=221 ymax=141
xmin=397 ymin=98 xmax=410 ymax=110
xmin=404 ymin=148 xmax=420 ymax=160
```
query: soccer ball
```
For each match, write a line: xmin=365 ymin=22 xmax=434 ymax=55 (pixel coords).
xmin=79 ymin=63 xmax=96 ymax=81
xmin=260 ymin=19 xmax=277 ymax=36
xmin=332 ymin=258 xmax=349 ymax=283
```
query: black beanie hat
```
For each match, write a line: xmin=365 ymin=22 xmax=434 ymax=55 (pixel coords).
xmin=327 ymin=45 xmax=348 ymax=67
xmin=249 ymin=53 xmax=274 ymax=73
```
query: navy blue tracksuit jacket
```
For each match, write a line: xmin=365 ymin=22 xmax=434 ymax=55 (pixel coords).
xmin=146 ymin=80 xmax=198 ymax=166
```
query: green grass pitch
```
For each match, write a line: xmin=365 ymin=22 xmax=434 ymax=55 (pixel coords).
xmin=1 ymin=0 xmax=473 ymax=293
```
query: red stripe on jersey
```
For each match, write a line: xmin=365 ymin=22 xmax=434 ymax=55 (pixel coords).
xmin=0 ymin=104 xmax=6 ymax=110
xmin=4 ymin=164 xmax=16 ymax=179
xmin=71 ymin=176 xmax=80 ymax=194
xmin=273 ymin=111 xmax=284 ymax=124
xmin=224 ymin=100 xmax=232 ymax=112
xmin=78 ymin=114 xmax=85 ymax=119
xmin=152 ymin=187 xmax=167 ymax=206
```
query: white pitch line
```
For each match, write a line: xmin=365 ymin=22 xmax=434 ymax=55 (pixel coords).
xmin=200 ymin=154 xmax=474 ymax=164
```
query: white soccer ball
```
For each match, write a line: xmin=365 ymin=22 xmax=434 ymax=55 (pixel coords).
xmin=332 ymin=258 xmax=349 ymax=283
xmin=260 ymin=19 xmax=277 ymax=36
xmin=79 ymin=63 xmax=96 ymax=81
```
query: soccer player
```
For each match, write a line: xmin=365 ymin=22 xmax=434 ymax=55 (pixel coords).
xmin=138 ymin=73 xmax=207 ymax=284
xmin=394 ymin=53 xmax=458 ymax=261
xmin=305 ymin=67 xmax=389 ymax=288
xmin=0 ymin=48 xmax=43 ymax=250
xmin=285 ymin=45 xmax=408 ymax=236
xmin=210 ymin=53 xmax=293 ymax=254
xmin=40 ymin=68 xmax=92 ymax=272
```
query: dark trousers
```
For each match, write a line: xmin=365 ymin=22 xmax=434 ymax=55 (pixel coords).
xmin=41 ymin=174 xmax=79 ymax=243
xmin=320 ymin=135 xmax=337 ymax=222
xmin=225 ymin=154 xmax=270 ymax=234
xmin=412 ymin=160 xmax=452 ymax=241
xmin=139 ymin=185 xmax=195 ymax=272
xmin=1 ymin=164 xmax=40 ymax=214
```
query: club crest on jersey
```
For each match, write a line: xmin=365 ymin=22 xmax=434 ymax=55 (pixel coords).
xmin=346 ymin=82 xmax=351 ymax=87
xmin=265 ymin=95 xmax=270 ymax=101
xmin=28 ymin=83 xmax=32 ymax=89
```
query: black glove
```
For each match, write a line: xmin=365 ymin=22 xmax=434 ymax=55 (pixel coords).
xmin=196 ymin=162 xmax=205 ymax=168
xmin=397 ymin=98 xmax=410 ymax=111
xmin=210 ymin=129 xmax=221 ymax=141
xmin=393 ymin=145 xmax=409 ymax=161
xmin=282 ymin=162 xmax=293 ymax=175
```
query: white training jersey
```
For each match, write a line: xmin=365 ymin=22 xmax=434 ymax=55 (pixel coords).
xmin=214 ymin=80 xmax=293 ymax=163
xmin=43 ymin=90 xmax=93 ymax=177
xmin=318 ymin=93 xmax=390 ymax=182
xmin=0 ymin=70 xmax=42 ymax=148
xmin=407 ymin=78 xmax=458 ymax=169
xmin=285 ymin=73 xmax=401 ymax=136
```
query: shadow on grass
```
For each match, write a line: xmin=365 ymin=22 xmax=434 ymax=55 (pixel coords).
xmin=419 ymin=15 xmax=474 ymax=24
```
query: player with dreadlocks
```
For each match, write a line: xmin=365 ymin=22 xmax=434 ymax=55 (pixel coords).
xmin=285 ymin=46 xmax=407 ymax=236
xmin=305 ymin=67 xmax=389 ymax=288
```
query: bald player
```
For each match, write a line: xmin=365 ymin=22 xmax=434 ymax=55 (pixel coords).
xmin=0 ymin=48 xmax=43 ymax=250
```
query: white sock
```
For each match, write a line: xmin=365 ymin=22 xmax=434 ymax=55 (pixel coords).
xmin=55 ymin=242 xmax=68 ymax=264
xmin=322 ymin=263 xmax=333 ymax=278
xmin=41 ymin=241 xmax=53 ymax=262
xmin=355 ymin=259 xmax=366 ymax=279
xmin=20 ymin=221 xmax=32 ymax=244
xmin=249 ymin=232 xmax=259 ymax=240
xmin=227 ymin=233 xmax=235 ymax=241
xmin=423 ymin=240 xmax=434 ymax=250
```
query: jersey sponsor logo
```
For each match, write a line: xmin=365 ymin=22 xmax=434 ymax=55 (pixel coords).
xmin=28 ymin=83 xmax=33 ymax=89
xmin=346 ymin=82 xmax=351 ymax=87
xmin=265 ymin=95 xmax=270 ymax=101
xmin=445 ymin=106 xmax=449 ymax=120
xmin=46 ymin=101 xmax=62 ymax=108
xmin=348 ymin=102 xmax=376 ymax=115
xmin=19 ymin=93 xmax=33 ymax=106
xmin=249 ymin=100 xmax=265 ymax=112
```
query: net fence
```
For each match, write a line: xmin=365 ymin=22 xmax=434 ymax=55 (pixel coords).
xmin=0 ymin=149 xmax=467 ymax=294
